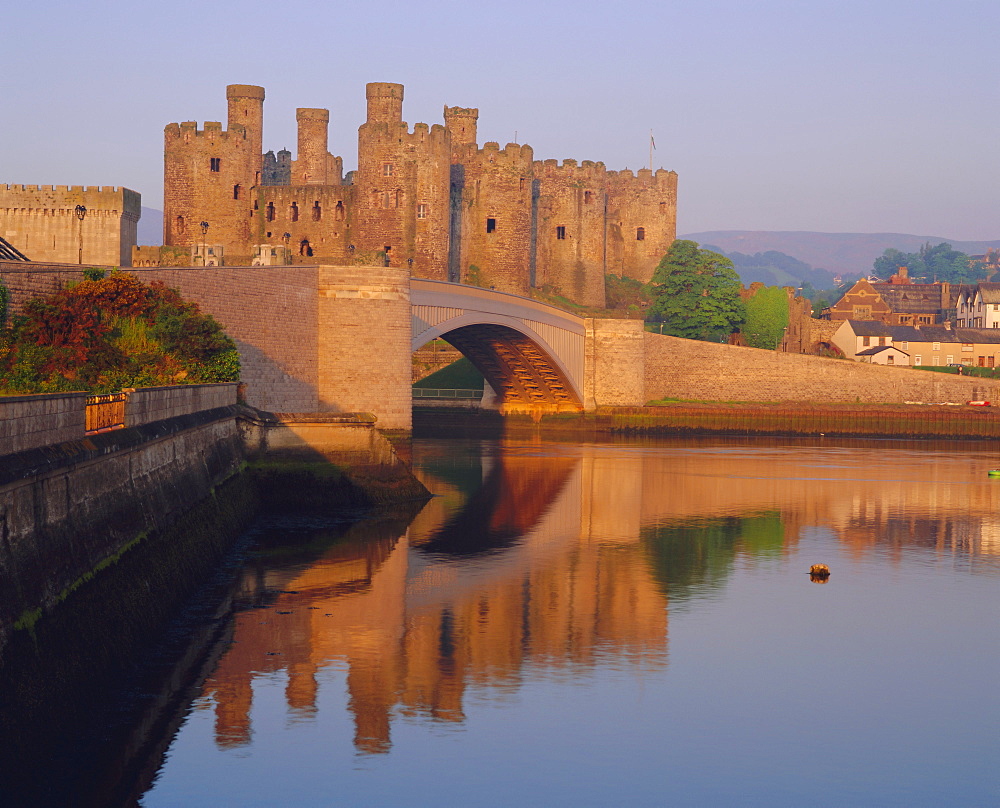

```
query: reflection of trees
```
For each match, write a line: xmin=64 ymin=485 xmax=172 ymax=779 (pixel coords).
xmin=642 ymin=511 xmax=784 ymax=606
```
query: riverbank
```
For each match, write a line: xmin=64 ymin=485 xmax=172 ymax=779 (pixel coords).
xmin=414 ymin=401 xmax=1000 ymax=441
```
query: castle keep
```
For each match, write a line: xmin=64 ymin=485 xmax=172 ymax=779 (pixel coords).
xmin=161 ymin=83 xmax=677 ymax=306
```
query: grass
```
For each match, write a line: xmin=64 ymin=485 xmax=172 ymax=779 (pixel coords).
xmin=413 ymin=357 xmax=484 ymax=390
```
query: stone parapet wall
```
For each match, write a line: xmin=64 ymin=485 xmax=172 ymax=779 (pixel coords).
xmin=0 ymin=392 xmax=86 ymax=455
xmin=125 ymin=383 xmax=238 ymax=427
xmin=645 ymin=333 xmax=1000 ymax=404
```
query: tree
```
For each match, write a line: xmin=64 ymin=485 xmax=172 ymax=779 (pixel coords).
xmin=872 ymin=242 xmax=985 ymax=284
xmin=742 ymin=285 xmax=790 ymax=349
xmin=648 ymin=240 xmax=746 ymax=341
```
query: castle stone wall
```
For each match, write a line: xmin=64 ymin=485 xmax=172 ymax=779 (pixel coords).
xmin=606 ymin=169 xmax=677 ymax=284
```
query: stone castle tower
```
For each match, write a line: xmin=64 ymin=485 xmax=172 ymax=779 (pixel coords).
xmin=161 ymin=83 xmax=678 ymax=306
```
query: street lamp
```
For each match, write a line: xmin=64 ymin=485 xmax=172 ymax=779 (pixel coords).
xmin=200 ymin=221 xmax=209 ymax=265
xmin=282 ymin=232 xmax=291 ymax=264
xmin=74 ymin=205 xmax=87 ymax=264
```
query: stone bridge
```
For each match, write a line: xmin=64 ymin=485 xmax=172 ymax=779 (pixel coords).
xmin=410 ymin=279 xmax=587 ymax=413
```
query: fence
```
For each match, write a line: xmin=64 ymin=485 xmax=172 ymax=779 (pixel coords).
xmin=412 ymin=388 xmax=483 ymax=400
xmin=85 ymin=393 xmax=127 ymax=433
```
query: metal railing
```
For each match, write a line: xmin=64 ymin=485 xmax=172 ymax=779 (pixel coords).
xmin=85 ymin=393 xmax=127 ymax=433
xmin=412 ymin=387 xmax=483 ymax=400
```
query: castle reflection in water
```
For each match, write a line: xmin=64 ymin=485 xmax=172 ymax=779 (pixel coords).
xmin=197 ymin=439 xmax=1000 ymax=754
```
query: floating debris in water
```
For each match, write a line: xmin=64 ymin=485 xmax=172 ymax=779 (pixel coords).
xmin=809 ymin=563 xmax=831 ymax=583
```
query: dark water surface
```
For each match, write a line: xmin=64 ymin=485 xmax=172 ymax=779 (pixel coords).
xmin=19 ymin=437 xmax=1000 ymax=806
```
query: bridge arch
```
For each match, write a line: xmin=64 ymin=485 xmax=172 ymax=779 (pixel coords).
xmin=411 ymin=280 xmax=585 ymax=413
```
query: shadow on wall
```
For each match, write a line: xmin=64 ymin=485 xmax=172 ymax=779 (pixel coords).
xmin=234 ymin=339 xmax=318 ymax=413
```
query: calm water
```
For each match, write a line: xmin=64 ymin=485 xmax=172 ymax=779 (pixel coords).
xmin=134 ymin=437 xmax=1000 ymax=807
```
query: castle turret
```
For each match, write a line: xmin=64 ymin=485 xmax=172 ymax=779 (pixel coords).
xmin=366 ymin=82 xmax=404 ymax=123
xmin=354 ymin=83 xmax=451 ymax=278
xmin=295 ymin=108 xmax=333 ymax=185
xmin=226 ymin=84 xmax=265 ymax=185
xmin=444 ymin=106 xmax=479 ymax=151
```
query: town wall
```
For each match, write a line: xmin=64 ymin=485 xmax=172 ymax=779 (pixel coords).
xmin=644 ymin=333 xmax=1000 ymax=404
xmin=0 ymin=186 xmax=140 ymax=267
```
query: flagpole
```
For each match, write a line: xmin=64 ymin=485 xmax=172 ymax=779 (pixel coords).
xmin=649 ymin=129 xmax=654 ymax=171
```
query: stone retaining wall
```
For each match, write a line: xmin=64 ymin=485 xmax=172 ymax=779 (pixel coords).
xmin=0 ymin=392 xmax=86 ymax=455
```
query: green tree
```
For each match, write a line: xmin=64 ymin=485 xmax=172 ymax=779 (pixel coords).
xmin=648 ymin=240 xmax=745 ymax=341
xmin=742 ymin=285 xmax=790 ymax=349
xmin=873 ymin=242 xmax=985 ymax=284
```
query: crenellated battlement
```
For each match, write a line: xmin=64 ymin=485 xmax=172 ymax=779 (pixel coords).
xmin=606 ymin=167 xmax=677 ymax=187
xmin=534 ymin=158 xmax=608 ymax=184
xmin=165 ymin=121 xmax=248 ymax=141
xmin=4 ymin=184 xmax=133 ymax=194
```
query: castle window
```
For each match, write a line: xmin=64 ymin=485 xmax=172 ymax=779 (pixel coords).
xmin=254 ymin=200 xmax=259 ymax=210
xmin=556 ymin=226 xmax=566 ymax=240
xmin=335 ymin=201 xmax=345 ymax=220
xmin=266 ymin=202 xmax=275 ymax=222
xmin=290 ymin=202 xmax=299 ymax=222
xmin=417 ymin=203 xmax=428 ymax=220
xmin=394 ymin=190 xmax=401 ymax=208
xmin=486 ymin=218 xmax=496 ymax=233
xmin=300 ymin=239 xmax=313 ymax=257
xmin=659 ymin=202 xmax=667 ymax=214
xmin=210 ymin=157 xmax=221 ymax=172
xmin=636 ymin=227 xmax=646 ymax=241
xmin=584 ymin=191 xmax=592 ymax=204
xmin=176 ymin=215 xmax=186 ymax=235
xmin=382 ymin=192 xmax=391 ymax=209
xmin=233 ymin=184 xmax=241 ymax=200
xmin=312 ymin=201 xmax=321 ymax=221
xmin=383 ymin=163 xmax=394 ymax=177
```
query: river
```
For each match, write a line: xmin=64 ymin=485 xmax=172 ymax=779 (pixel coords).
xmin=13 ymin=436 xmax=1000 ymax=805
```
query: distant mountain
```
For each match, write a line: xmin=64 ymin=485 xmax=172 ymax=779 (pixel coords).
xmin=137 ymin=207 xmax=163 ymax=246
xmin=681 ymin=231 xmax=1000 ymax=277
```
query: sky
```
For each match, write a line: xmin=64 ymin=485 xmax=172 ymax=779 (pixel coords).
xmin=3 ymin=0 xmax=998 ymax=241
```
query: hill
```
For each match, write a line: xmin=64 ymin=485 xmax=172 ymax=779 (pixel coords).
xmin=681 ymin=231 xmax=1000 ymax=277
xmin=137 ymin=207 xmax=163 ymax=246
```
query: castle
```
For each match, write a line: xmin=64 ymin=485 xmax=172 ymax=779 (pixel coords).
xmin=159 ymin=83 xmax=678 ymax=306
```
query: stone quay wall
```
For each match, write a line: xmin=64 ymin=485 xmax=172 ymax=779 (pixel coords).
xmin=0 ymin=392 xmax=87 ymax=456
xmin=0 ymin=407 xmax=248 ymax=652
xmin=644 ymin=333 xmax=1000 ymax=404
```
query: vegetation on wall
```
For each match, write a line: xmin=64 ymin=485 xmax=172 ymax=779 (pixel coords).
xmin=741 ymin=286 xmax=790 ymax=349
xmin=605 ymin=274 xmax=651 ymax=311
xmin=0 ymin=279 xmax=8 ymax=329
xmin=647 ymin=240 xmax=746 ymax=342
xmin=0 ymin=273 xmax=240 ymax=394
